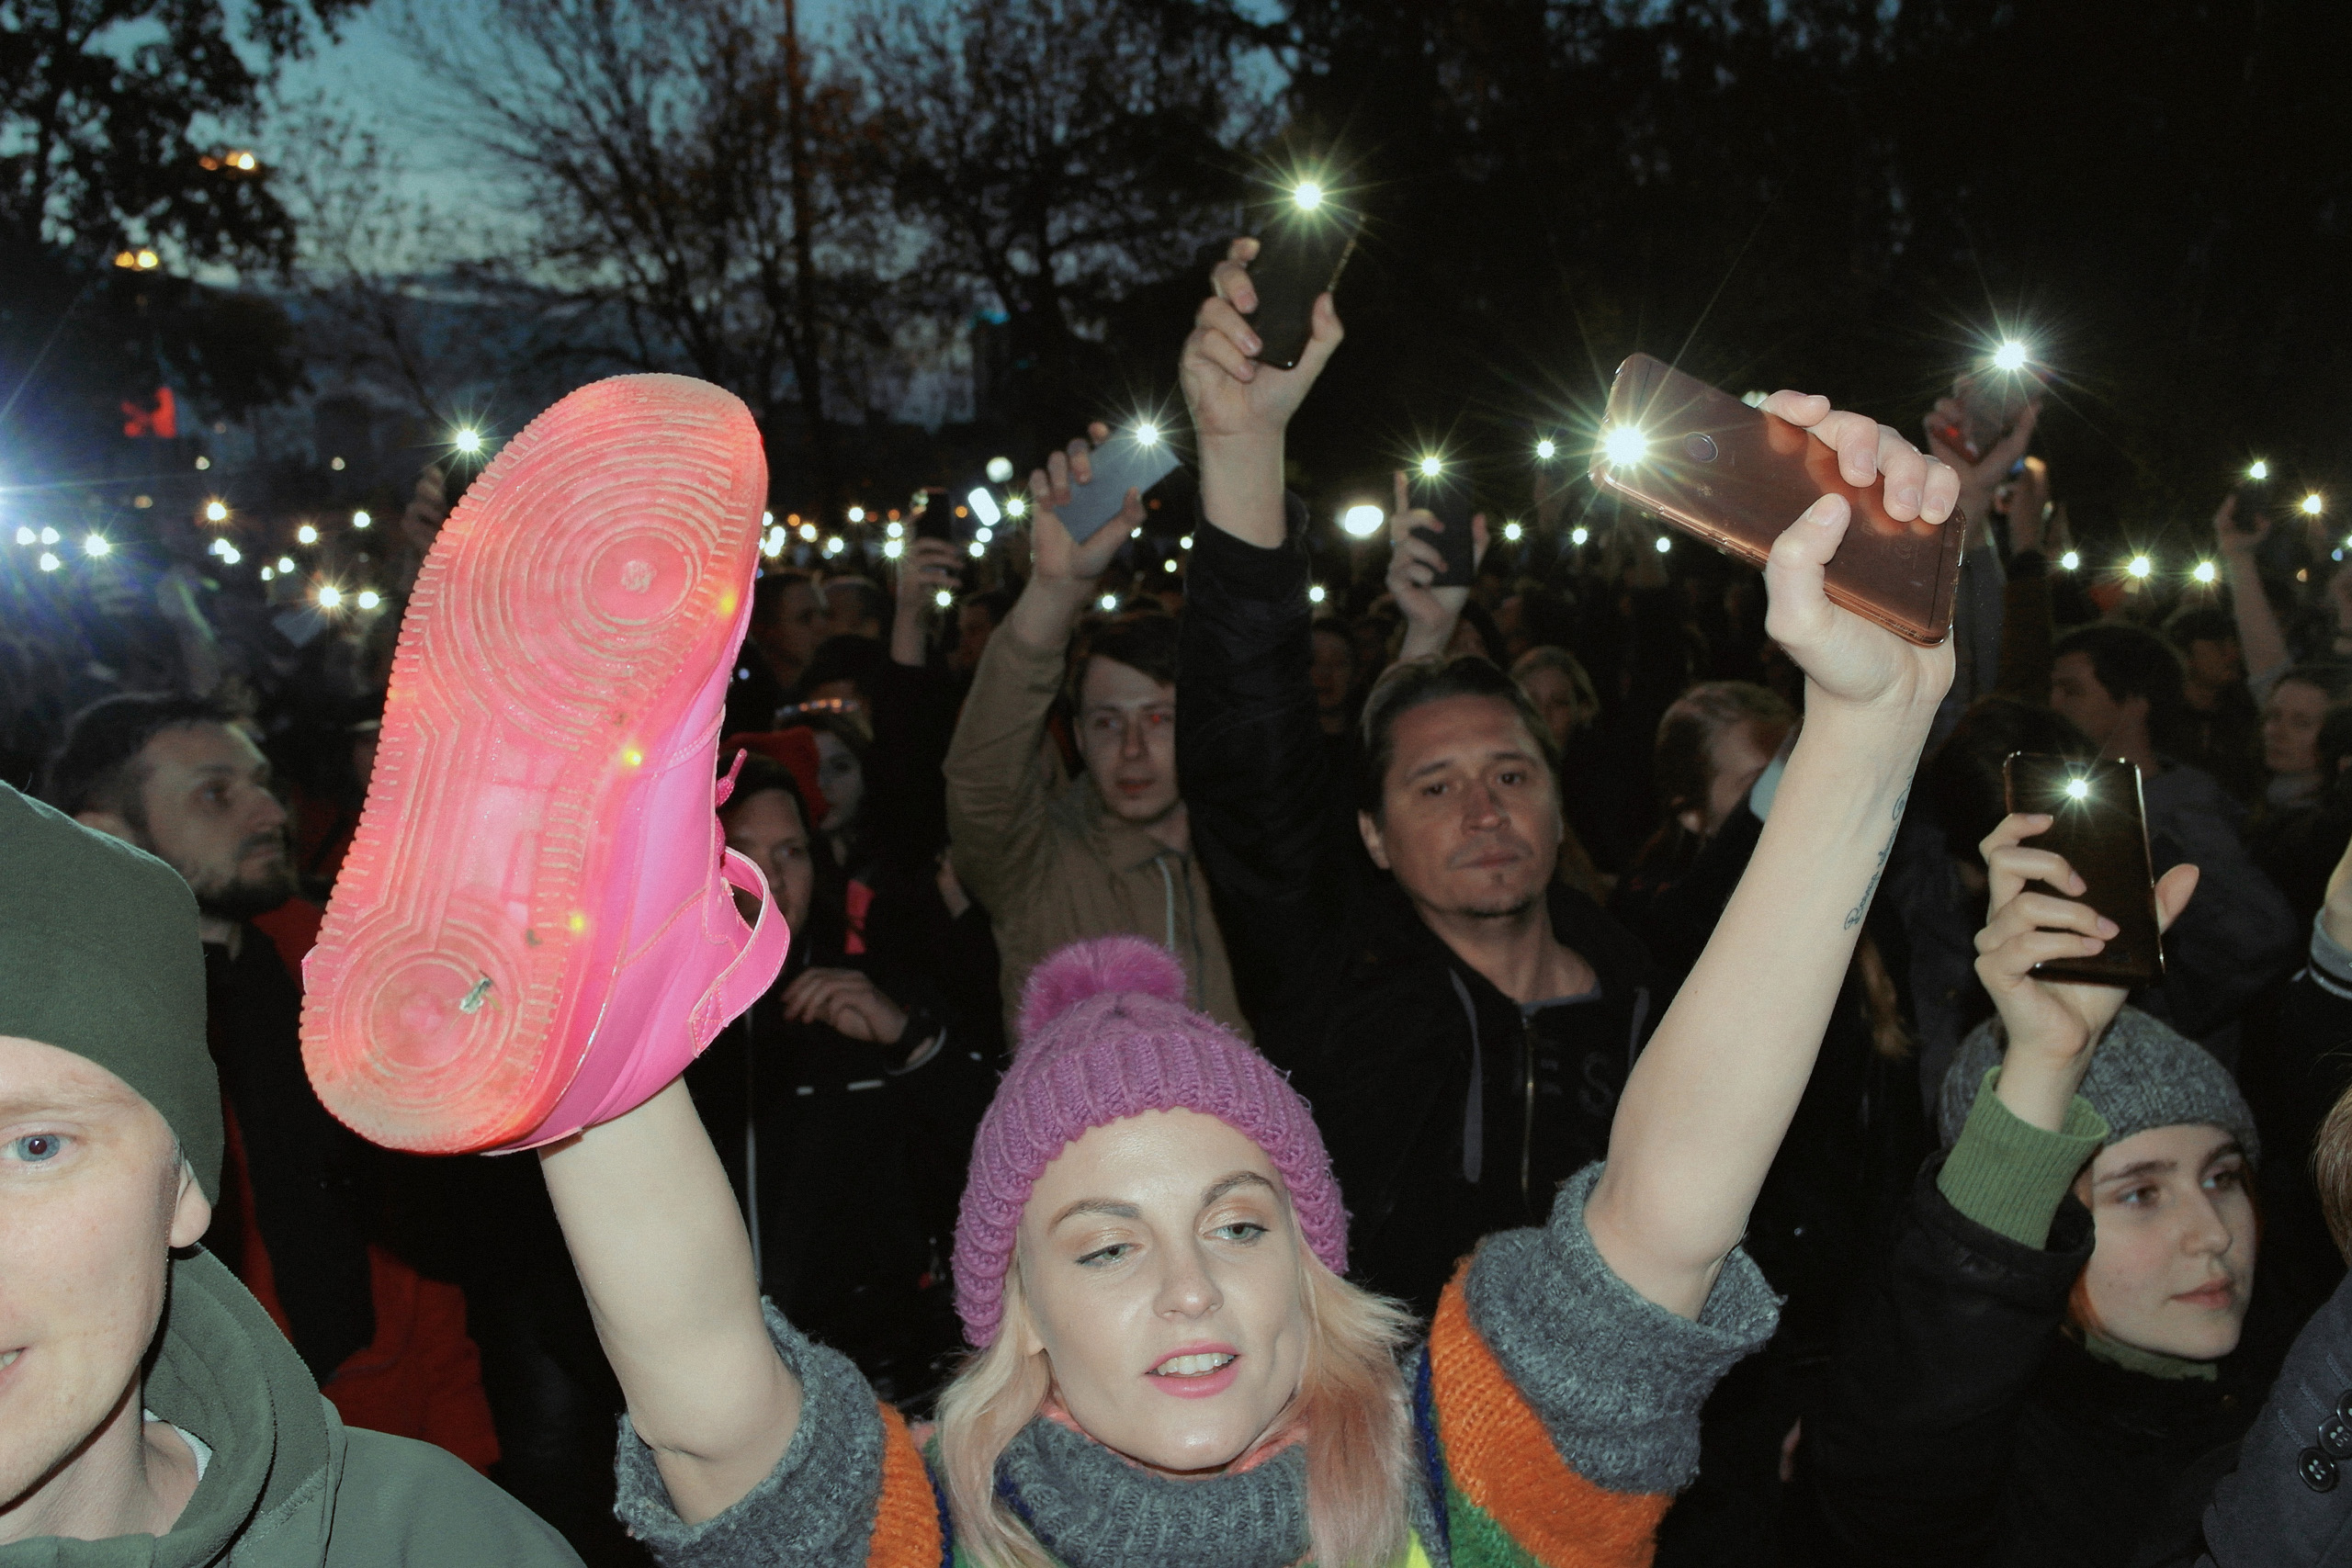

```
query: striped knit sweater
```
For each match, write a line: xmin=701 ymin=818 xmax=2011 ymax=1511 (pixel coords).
xmin=615 ymin=1164 xmax=1778 ymax=1567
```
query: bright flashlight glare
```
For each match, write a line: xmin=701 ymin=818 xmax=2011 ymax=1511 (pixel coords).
xmin=1340 ymin=503 xmax=1385 ymax=539
xmin=259 ymin=566 xmax=274 ymax=581
xmin=967 ymin=488 xmax=1002 ymax=527
xmin=356 ymin=590 xmax=380 ymax=610
xmin=1418 ymin=456 xmax=1442 ymax=479
xmin=83 ymin=534 xmax=109 ymax=558
xmin=352 ymin=510 xmax=370 ymax=528
xmin=2248 ymin=460 xmax=2269 ymax=481
xmin=1571 ymin=527 xmax=1589 ymax=547
xmin=1099 ymin=593 xmax=1118 ymax=612
xmin=967 ymin=540 xmax=986 ymax=558
xmin=38 ymin=551 xmax=60 ymax=572
xmin=882 ymin=539 xmax=904 ymax=560
xmin=1502 ymin=522 xmax=1523 ymax=542
xmin=2192 ymin=560 xmax=2218 ymax=583
xmin=1162 ymin=558 xmax=1177 ymax=573
xmin=1134 ymin=423 xmax=1159 ymax=448
xmin=2065 ymin=777 xmax=2090 ymax=800
xmin=453 ymin=428 xmax=482 ymax=454
xmin=1007 ymin=496 xmax=1028 ymax=518
xmin=847 ymin=506 xmax=865 ymax=524
xmin=2305 ymin=494 xmax=2326 ymax=516
xmin=824 ymin=536 xmax=843 ymax=556
xmin=798 ymin=523 xmax=818 ymax=541
xmin=2060 ymin=550 xmax=2080 ymax=571
xmin=296 ymin=524 xmax=319 ymax=545
xmin=218 ymin=545 xmax=240 ymax=566
xmin=1603 ymin=425 xmax=1648 ymax=466
xmin=40 ymin=526 xmax=58 ymax=545
xmin=2128 ymin=555 xmax=2153 ymax=579
xmin=1292 ymin=181 xmax=1324 ymax=210
xmin=277 ymin=556 xmax=295 ymax=573
xmin=12 ymin=526 xmax=30 ymax=546
xmin=203 ymin=500 xmax=229 ymax=524
xmin=1180 ymin=535 xmax=1193 ymax=550
xmin=885 ymin=521 xmax=904 ymax=540
xmin=1307 ymin=584 xmax=1327 ymax=604
xmin=317 ymin=585 xmax=343 ymax=609
xmin=1535 ymin=438 xmax=1556 ymax=460
xmin=1993 ymin=341 xmax=2029 ymax=371
xmin=1655 ymin=536 xmax=1671 ymax=554
xmin=933 ymin=589 xmax=954 ymax=609
xmin=986 ymin=457 xmax=1014 ymax=483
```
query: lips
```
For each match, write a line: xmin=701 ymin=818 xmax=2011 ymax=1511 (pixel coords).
xmin=2174 ymin=1280 xmax=2236 ymax=1309
xmin=1147 ymin=1345 xmax=1240 ymax=1399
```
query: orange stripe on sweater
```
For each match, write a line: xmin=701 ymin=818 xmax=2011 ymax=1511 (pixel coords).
xmin=1428 ymin=1262 xmax=1668 ymax=1568
xmin=867 ymin=1401 xmax=944 ymax=1568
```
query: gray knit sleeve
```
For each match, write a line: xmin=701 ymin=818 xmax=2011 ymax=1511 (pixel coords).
xmin=612 ymin=1301 xmax=887 ymax=1566
xmin=1464 ymin=1162 xmax=1780 ymax=1495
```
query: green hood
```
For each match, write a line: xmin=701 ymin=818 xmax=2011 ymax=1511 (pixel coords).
xmin=2 ymin=1250 xmax=579 ymax=1567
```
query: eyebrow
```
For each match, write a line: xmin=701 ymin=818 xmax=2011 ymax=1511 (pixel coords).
xmin=0 ymin=1085 xmax=126 ymax=1119
xmin=1048 ymin=1171 xmax=1277 ymax=1230
xmin=1203 ymin=1171 xmax=1277 ymax=1205
xmin=2096 ymin=1157 xmax=2177 ymax=1185
xmin=1404 ymin=748 xmax=1535 ymax=784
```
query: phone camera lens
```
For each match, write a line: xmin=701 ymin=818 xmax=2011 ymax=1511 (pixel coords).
xmin=1684 ymin=433 xmax=1718 ymax=462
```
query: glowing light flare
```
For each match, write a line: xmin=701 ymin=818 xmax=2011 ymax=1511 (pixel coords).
xmin=2192 ymin=560 xmax=2219 ymax=583
xmin=277 ymin=556 xmax=295 ymax=574
xmin=1291 ymin=181 xmax=1324 ymax=210
xmin=316 ymin=585 xmax=343 ymax=609
xmin=1006 ymin=496 xmax=1028 ymax=518
xmin=12 ymin=526 xmax=31 ymax=546
xmin=933 ymin=589 xmax=954 ymax=609
xmin=83 ymin=534 xmax=109 ymax=558
xmin=1099 ymin=593 xmax=1118 ymax=612
xmin=1993 ymin=341 xmax=2030 ymax=371
xmin=798 ymin=523 xmax=819 ymax=542
xmin=1571 ymin=527 xmax=1589 ymax=547
xmin=352 ymin=510 xmax=370 ymax=528
xmin=1417 ymin=456 xmax=1443 ymax=479
xmin=1654 ymin=536 xmax=1671 ymax=554
xmin=967 ymin=540 xmax=986 ymax=558
xmin=203 ymin=500 xmax=229 ymax=524
xmin=1535 ymin=438 xmax=1557 ymax=460
xmin=1340 ymin=503 xmax=1385 ymax=539
xmin=1180 ymin=535 xmax=1193 ymax=550
xmin=38 ymin=551 xmax=61 ymax=572
xmin=847 ymin=506 xmax=866 ymax=524
xmin=356 ymin=589 xmax=380 ymax=610
xmin=1502 ymin=522 xmax=1523 ymax=543
xmin=1162 ymin=558 xmax=1178 ymax=573
xmin=217 ymin=545 xmax=241 ymax=565
xmin=2305 ymin=493 xmax=2326 ymax=516
xmin=967 ymin=488 xmax=1002 ymax=527
xmin=39 ymin=526 xmax=59 ymax=546
xmin=296 ymin=524 xmax=319 ymax=545
xmin=1134 ymin=423 xmax=1160 ymax=448
xmin=986 ymin=457 xmax=1014 ymax=483
xmin=886 ymin=521 xmax=904 ymax=539
xmin=823 ymin=536 xmax=844 ymax=557
xmin=259 ymin=566 xmax=275 ymax=581
xmin=2127 ymin=555 xmax=2153 ymax=579
xmin=452 ymin=428 xmax=483 ymax=454
xmin=2065 ymin=777 xmax=2091 ymax=801
xmin=882 ymin=539 xmax=904 ymax=560
xmin=1307 ymin=584 xmax=1327 ymax=604
xmin=622 ymin=748 xmax=644 ymax=769
xmin=2059 ymin=550 xmax=2080 ymax=570
xmin=2248 ymin=460 xmax=2269 ymax=482
xmin=1603 ymin=425 xmax=1648 ymax=467
xmin=977 ymin=526 xmax=993 ymax=544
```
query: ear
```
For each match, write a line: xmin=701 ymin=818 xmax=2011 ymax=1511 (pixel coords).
xmin=75 ymin=807 xmax=137 ymax=845
xmin=168 ymin=1159 xmax=212 ymax=1250
xmin=1357 ymin=809 xmax=1391 ymax=871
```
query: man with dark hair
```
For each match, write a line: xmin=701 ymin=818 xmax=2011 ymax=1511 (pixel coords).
xmin=44 ymin=694 xmax=501 ymax=1470
xmin=0 ymin=783 xmax=577 ymax=1562
xmin=2165 ymin=604 xmax=2264 ymax=800
xmin=944 ymin=434 xmax=1239 ymax=1034
xmin=2046 ymin=626 xmax=2298 ymax=1055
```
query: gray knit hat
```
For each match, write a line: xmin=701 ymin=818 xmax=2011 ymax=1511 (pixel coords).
xmin=1939 ymin=1007 xmax=2258 ymax=1166
xmin=0 ymin=783 xmax=220 ymax=1200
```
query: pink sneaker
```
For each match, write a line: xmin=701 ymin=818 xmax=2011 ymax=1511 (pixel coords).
xmin=300 ymin=374 xmax=790 ymax=1154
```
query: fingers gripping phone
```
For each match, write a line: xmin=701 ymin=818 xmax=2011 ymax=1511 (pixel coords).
xmin=1590 ymin=353 xmax=1968 ymax=647
xmin=1057 ymin=425 xmax=1182 ymax=546
xmin=2002 ymin=753 xmax=2165 ymax=987
xmin=1409 ymin=469 xmax=1476 ymax=588
xmin=1247 ymin=199 xmax=1361 ymax=372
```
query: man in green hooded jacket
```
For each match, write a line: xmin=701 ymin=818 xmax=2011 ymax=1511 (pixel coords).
xmin=0 ymin=782 xmax=582 ymax=1566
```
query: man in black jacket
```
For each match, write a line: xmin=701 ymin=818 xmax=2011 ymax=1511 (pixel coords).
xmin=1171 ymin=244 xmax=1661 ymax=1317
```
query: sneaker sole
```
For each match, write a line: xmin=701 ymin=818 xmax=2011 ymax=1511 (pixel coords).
xmin=300 ymin=375 xmax=765 ymax=1152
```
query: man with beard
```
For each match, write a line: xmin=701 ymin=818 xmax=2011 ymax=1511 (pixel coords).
xmin=43 ymin=694 xmax=498 ymax=1471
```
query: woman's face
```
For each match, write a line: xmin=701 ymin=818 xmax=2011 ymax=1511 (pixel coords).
xmin=812 ymin=732 xmax=864 ymax=831
xmin=1516 ymin=666 xmax=1588 ymax=749
xmin=719 ymin=788 xmax=814 ymax=932
xmin=1016 ymin=1109 xmax=1311 ymax=1474
xmin=2076 ymin=1122 xmax=2255 ymax=1362
xmin=2263 ymin=679 xmax=2330 ymax=777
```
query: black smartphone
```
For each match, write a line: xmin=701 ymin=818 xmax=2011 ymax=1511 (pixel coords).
xmin=1247 ymin=196 xmax=1360 ymax=372
xmin=913 ymin=487 xmax=958 ymax=543
xmin=2001 ymin=753 xmax=2164 ymax=987
xmin=1058 ymin=426 xmax=1181 ymax=546
xmin=1410 ymin=468 xmax=1476 ymax=588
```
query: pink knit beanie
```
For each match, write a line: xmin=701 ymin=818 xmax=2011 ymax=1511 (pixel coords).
xmin=951 ymin=936 xmax=1349 ymax=1347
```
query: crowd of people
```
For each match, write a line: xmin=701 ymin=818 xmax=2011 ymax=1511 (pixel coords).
xmin=12 ymin=236 xmax=2352 ymax=1568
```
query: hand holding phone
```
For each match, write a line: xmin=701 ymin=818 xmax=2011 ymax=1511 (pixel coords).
xmin=1406 ymin=464 xmax=1477 ymax=588
xmin=913 ymin=487 xmax=960 ymax=543
xmin=1999 ymin=754 xmax=2165 ymax=988
xmin=1246 ymin=191 xmax=1360 ymax=372
xmin=1056 ymin=423 xmax=1181 ymax=545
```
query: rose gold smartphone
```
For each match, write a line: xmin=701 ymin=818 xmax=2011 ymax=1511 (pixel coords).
xmin=2001 ymin=753 xmax=2164 ymax=987
xmin=1589 ymin=353 xmax=1968 ymax=647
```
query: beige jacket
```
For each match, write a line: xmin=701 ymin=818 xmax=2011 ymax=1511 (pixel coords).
xmin=944 ymin=626 xmax=1245 ymax=1039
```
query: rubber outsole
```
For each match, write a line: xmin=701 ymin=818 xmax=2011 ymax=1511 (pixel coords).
xmin=300 ymin=375 xmax=765 ymax=1153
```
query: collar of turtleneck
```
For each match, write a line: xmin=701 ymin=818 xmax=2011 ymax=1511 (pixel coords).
xmin=993 ymin=1415 xmax=1311 ymax=1568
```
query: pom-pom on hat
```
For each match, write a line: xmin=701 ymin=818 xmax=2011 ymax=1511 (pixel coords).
xmin=951 ymin=936 xmax=1348 ymax=1348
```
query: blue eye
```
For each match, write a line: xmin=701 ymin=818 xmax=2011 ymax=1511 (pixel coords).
xmin=1212 ymin=1223 xmax=1268 ymax=1244
xmin=8 ymin=1134 xmax=64 ymax=1164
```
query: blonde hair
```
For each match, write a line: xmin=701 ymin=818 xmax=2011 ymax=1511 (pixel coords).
xmin=935 ymin=1235 xmax=1418 ymax=1568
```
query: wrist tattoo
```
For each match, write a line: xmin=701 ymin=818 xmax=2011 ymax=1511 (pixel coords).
xmin=1843 ymin=788 xmax=1908 ymax=931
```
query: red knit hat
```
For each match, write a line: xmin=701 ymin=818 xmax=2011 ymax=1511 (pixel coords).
xmin=951 ymin=937 xmax=1350 ymax=1348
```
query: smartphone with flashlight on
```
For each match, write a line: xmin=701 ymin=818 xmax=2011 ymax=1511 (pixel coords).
xmin=2001 ymin=752 xmax=2165 ymax=987
xmin=1247 ymin=186 xmax=1361 ymax=372
xmin=1408 ymin=466 xmax=1477 ymax=588
xmin=1931 ymin=367 xmax=2041 ymax=464
xmin=1057 ymin=424 xmax=1181 ymax=546
xmin=1589 ymin=353 xmax=1968 ymax=647
xmin=912 ymin=487 xmax=962 ymax=543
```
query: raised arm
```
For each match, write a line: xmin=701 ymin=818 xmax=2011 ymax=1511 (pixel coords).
xmin=537 ymin=1078 xmax=798 ymax=1526
xmin=1584 ymin=396 xmax=1958 ymax=1318
xmin=2215 ymin=493 xmax=2291 ymax=693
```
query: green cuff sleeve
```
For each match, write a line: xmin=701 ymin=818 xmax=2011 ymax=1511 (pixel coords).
xmin=1936 ymin=1066 xmax=2109 ymax=1247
